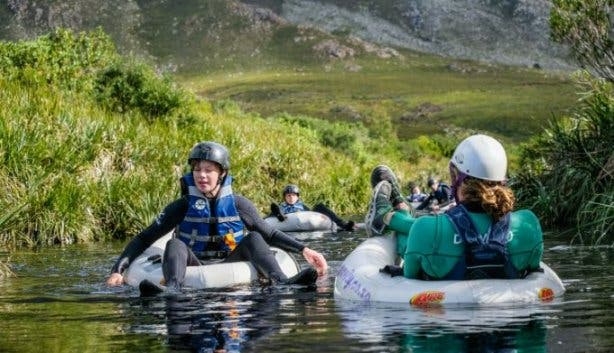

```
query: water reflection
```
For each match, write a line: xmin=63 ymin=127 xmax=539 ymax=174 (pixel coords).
xmin=336 ymin=301 xmax=561 ymax=353
xmin=129 ymin=286 xmax=322 ymax=353
xmin=3 ymin=233 xmax=614 ymax=352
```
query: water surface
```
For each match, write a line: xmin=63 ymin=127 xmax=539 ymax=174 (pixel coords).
xmin=1 ymin=231 xmax=612 ymax=353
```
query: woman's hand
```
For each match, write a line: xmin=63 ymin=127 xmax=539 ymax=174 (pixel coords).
xmin=302 ymin=247 xmax=328 ymax=276
xmin=106 ymin=272 xmax=124 ymax=286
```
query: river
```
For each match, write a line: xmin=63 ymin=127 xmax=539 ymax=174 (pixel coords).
xmin=1 ymin=230 xmax=612 ymax=353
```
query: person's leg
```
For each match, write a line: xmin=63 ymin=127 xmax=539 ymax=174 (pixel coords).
xmin=270 ymin=203 xmax=286 ymax=222
xmin=370 ymin=165 xmax=405 ymax=206
xmin=312 ymin=203 xmax=355 ymax=231
xmin=225 ymin=232 xmax=317 ymax=285
xmin=162 ymin=238 xmax=201 ymax=289
xmin=365 ymin=181 xmax=394 ymax=236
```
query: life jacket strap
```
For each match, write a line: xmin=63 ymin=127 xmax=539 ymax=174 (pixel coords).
xmin=183 ymin=215 xmax=242 ymax=224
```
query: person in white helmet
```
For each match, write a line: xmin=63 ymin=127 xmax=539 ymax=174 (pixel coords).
xmin=366 ymin=134 xmax=543 ymax=280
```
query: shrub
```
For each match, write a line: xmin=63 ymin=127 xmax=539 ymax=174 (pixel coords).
xmin=0 ymin=27 xmax=116 ymax=90
xmin=513 ymin=73 xmax=613 ymax=245
xmin=94 ymin=61 xmax=186 ymax=119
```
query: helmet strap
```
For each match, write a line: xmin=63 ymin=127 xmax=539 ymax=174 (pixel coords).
xmin=449 ymin=162 xmax=468 ymax=204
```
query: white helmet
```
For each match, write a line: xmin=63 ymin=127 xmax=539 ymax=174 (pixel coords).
xmin=450 ymin=134 xmax=507 ymax=181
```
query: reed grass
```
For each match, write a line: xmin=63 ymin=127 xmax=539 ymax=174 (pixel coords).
xmin=513 ymin=73 xmax=613 ymax=245
xmin=0 ymin=258 xmax=12 ymax=279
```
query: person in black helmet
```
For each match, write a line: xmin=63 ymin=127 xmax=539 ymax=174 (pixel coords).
xmin=106 ymin=141 xmax=328 ymax=291
xmin=415 ymin=176 xmax=454 ymax=212
xmin=270 ymin=184 xmax=357 ymax=232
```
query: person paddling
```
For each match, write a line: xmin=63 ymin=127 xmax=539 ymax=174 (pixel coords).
xmin=106 ymin=141 xmax=327 ymax=292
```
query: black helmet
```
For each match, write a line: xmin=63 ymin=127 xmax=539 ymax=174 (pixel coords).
xmin=282 ymin=184 xmax=300 ymax=196
xmin=427 ymin=177 xmax=436 ymax=187
xmin=188 ymin=141 xmax=230 ymax=170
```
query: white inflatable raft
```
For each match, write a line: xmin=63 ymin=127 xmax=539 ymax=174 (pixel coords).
xmin=264 ymin=211 xmax=337 ymax=233
xmin=334 ymin=235 xmax=565 ymax=305
xmin=124 ymin=233 xmax=300 ymax=289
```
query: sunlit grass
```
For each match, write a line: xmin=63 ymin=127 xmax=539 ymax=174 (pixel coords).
xmin=0 ymin=28 xmax=599 ymax=250
xmin=181 ymin=52 xmax=577 ymax=144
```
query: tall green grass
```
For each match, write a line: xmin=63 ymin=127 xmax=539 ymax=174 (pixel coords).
xmin=513 ymin=73 xmax=613 ymax=245
xmin=0 ymin=29 xmax=419 ymax=249
xmin=1 ymin=28 xmax=599 ymax=250
xmin=0 ymin=258 xmax=12 ymax=279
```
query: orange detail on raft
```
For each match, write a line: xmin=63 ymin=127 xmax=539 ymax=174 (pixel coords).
xmin=538 ymin=287 xmax=554 ymax=301
xmin=410 ymin=291 xmax=446 ymax=306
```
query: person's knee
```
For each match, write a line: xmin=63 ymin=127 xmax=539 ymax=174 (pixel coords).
xmin=166 ymin=238 xmax=186 ymax=252
xmin=164 ymin=238 xmax=188 ymax=260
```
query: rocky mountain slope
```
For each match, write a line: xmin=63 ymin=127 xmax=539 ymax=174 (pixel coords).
xmin=254 ymin=0 xmax=573 ymax=69
xmin=1 ymin=0 xmax=573 ymax=71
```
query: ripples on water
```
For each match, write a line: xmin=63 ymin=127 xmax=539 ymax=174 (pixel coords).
xmin=0 ymin=231 xmax=613 ymax=353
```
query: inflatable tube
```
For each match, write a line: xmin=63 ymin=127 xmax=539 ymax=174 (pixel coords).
xmin=124 ymin=233 xmax=300 ymax=289
xmin=334 ymin=236 xmax=565 ymax=305
xmin=264 ymin=211 xmax=336 ymax=233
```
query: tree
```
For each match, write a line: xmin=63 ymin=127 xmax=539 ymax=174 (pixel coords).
xmin=550 ymin=0 xmax=614 ymax=82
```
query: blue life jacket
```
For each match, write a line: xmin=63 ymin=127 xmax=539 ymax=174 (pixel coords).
xmin=407 ymin=193 xmax=427 ymax=202
xmin=443 ymin=204 xmax=518 ymax=280
xmin=176 ymin=173 xmax=245 ymax=259
xmin=279 ymin=201 xmax=307 ymax=214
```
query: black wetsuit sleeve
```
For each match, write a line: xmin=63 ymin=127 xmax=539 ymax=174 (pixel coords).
xmin=110 ymin=197 xmax=189 ymax=275
xmin=235 ymin=195 xmax=305 ymax=253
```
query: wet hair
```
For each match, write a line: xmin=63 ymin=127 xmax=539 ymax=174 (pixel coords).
xmin=459 ymin=178 xmax=515 ymax=221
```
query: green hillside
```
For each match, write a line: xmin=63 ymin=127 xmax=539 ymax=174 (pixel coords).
xmin=0 ymin=29 xmax=419 ymax=248
xmin=1 ymin=0 xmax=578 ymax=145
xmin=183 ymin=51 xmax=577 ymax=144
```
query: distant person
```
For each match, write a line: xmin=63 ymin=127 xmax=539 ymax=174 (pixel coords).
xmin=366 ymin=134 xmax=543 ymax=280
xmin=406 ymin=182 xmax=428 ymax=203
xmin=106 ymin=141 xmax=328 ymax=291
xmin=415 ymin=176 xmax=454 ymax=211
xmin=270 ymin=184 xmax=357 ymax=231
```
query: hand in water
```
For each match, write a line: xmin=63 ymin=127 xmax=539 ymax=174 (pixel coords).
xmin=106 ymin=272 xmax=124 ymax=286
xmin=302 ymin=247 xmax=328 ymax=276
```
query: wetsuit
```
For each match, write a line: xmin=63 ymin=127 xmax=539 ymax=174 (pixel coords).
xmin=382 ymin=206 xmax=543 ymax=279
xmin=273 ymin=201 xmax=353 ymax=231
xmin=110 ymin=194 xmax=305 ymax=284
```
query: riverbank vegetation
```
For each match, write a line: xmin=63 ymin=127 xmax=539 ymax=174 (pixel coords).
xmin=0 ymin=28 xmax=422 ymax=250
xmin=0 ymin=19 xmax=609 ymax=259
xmin=512 ymin=0 xmax=613 ymax=245
xmin=513 ymin=75 xmax=613 ymax=245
